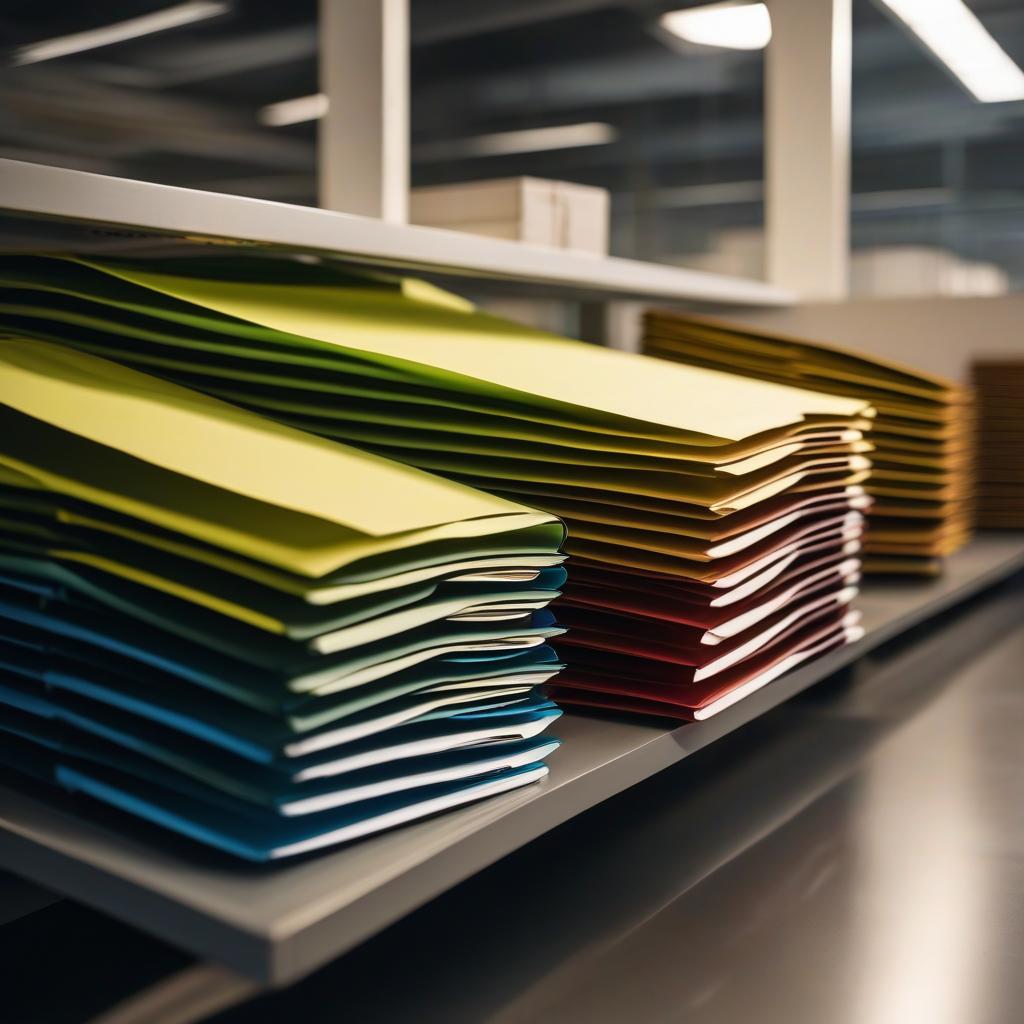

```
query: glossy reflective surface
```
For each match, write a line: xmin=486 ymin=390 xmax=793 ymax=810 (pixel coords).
xmin=3 ymin=577 xmax=1023 ymax=1024
xmin=214 ymin=575 xmax=1024 ymax=1024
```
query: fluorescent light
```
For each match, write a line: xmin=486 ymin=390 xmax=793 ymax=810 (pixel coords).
xmin=880 ymin=0 xmax=1024 ymax=103
xmin=458 ymin=122 xmax=617 ymax=156
xmin=415 ymin=123 xmax=617 ymax=162
xmin=259 ymin=98 xmax=616 ymax=156
xmin=659 ymin=2 xmax=771 ymax=51
xmin=850 ymin=187 xmax=954 ymax=212
xmin=12 ymin=1 xmax=228 ymax=66
xmin=260 ymin=93 xmax=329 ymax=127
xmin=657 ymin=180 xmax=764 ymax=207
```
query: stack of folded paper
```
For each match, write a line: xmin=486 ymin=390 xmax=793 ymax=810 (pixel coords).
xmin=643 ymin=311 xmax=973 ymax=575
xmin=973 ymin=360 xmax=1024 ymax=528
xmin=0 ymin=256 xmax=873 ymax=720
xmin=0 ymin=339 xmax=567 ymax=861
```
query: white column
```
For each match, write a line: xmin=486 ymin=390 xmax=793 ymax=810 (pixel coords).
xmin=318 ymin=0 xmax=409 ymax=222
xmin=764 ymin=0 xmax=852 ymax=299
xmin=579 ymin=301 xmax=644 ymax=352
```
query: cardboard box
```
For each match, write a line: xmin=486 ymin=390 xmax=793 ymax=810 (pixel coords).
xmin=410 ymin=177 xmax=609 ymax=255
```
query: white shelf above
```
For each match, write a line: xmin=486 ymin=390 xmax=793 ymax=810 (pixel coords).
xmin=0 ymin=159 xmax=793 ymax=307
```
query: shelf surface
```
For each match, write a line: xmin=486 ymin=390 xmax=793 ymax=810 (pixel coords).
xmin=205 ymin=580 xmax=1024 ymax=1024
xmin=0 ymin=533 xmax=1021 ymax=986
xmin=0 ymin=158 xmax=792 ymax=306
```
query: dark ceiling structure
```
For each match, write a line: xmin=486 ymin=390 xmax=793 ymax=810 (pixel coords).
xmin=2 ymin=0 xmax=1023 ymax=282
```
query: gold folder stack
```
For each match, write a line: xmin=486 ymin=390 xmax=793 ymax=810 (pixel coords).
xmin=643 ymin=311 xmax=973 ymax=575
xmin=973 ymin=360 xmax=1024 ymax=528
xmin=0 ymin=338 xmax=568 ymax=860
xmin=0 ymin=256 xmax=873 ymax=720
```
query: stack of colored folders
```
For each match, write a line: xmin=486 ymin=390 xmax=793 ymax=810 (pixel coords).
xmin=973 ymin=360 xmax=1024 ymax=528
xmin=0 ymin=339 xmax=568 ymax=861
xmin=643 ymin=311 xmax=974 ymax=575
xmin=0 ymin=256 xmax=873 ymax=721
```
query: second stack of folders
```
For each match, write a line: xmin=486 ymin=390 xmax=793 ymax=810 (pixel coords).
xmin=0 ymin=338 xmax=569 ymax=861
xmin=643 ymin=311 xmax=974 ymax=575
xmin=0 ymin=255 xmax=873 ymax=725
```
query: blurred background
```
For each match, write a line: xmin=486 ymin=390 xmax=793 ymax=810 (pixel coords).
xmin=2 ymin=7 xmax=1024 ymax=1023
xmin=3 ymin=0 xmax=1023 ymax=295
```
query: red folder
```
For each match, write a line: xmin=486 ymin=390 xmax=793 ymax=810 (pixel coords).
xmin=555 ymin=580 xmax=857 ymax=674
xmin=549 ymin=603 xmax=862 ymax=719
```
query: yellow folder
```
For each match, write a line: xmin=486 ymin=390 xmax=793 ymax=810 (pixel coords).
xmin=0 ymin=338 xmax=563 ymax=579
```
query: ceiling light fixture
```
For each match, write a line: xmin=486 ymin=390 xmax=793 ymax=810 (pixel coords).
xmin=260 ymin=93 xmax=329 ymax=127
xmin=12 ymin=1 xmax=229 ymax=66
xmin=658 ymin=2 xmax=772 ymax=51
xmin=879 ymin=0 xmax=1024 ymax=103
xmin=414 ymin=123 xmax=618 ymax=162
xmin=259 ymin=93 xmax=617 ymax=159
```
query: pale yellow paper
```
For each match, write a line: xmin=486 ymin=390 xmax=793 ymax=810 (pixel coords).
xmin=82 ymin=261 xmax=870 ymax=444
xmin=0 ymin=340 xmax=561 ymax=576
xmin=0 ymin=338 xmax=527 ymax=537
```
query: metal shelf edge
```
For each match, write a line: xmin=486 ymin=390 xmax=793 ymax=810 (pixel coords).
xmin=0 ymin=158 xmax=794 ymax=306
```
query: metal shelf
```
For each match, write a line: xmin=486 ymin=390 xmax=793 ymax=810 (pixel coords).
xmin=0 ymin=534 xmax=1021 ymax=987
xmin=0 ymin=158 xmax=792 ymax=306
